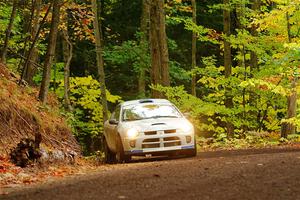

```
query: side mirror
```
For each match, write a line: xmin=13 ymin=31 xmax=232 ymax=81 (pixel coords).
xmin=109 ymin=119 xmax=119 ymax=125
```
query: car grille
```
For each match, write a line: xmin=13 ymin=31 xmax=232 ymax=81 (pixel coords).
xmin=144 ymin=129 xmax=177 ymax=135
xmin=142 ymin=136 xmax=181 ymax=149
xmin=164 ymin=141 xmax=181 ymax=147
xmin=163 ymin=136 xmax=178 ymax=141
xmin=164 ymin=129 xmax=176 ymax=134
xmin=144 ymin=131 xmax=157 ymax=135
xmin=142 ymin=143 xmax=160 ymax=148
xmin=144 ymin=138 xmax=160 ymax=143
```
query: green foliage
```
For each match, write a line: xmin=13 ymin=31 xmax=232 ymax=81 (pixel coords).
xmin=33 ymin=62 xmax=65 ymax=86
xmin=169 ymin=60 xmax=190 ymax=83
xmin=197 ymin=131 xmax=292 ymax=150
xmin=103 ymin=37 xmax=150 ymax=73
xmin=169 ymin=16 xmax=219 ymax=44
xmin=33 ymin=62 xmax=122 ymax=153
xmin=152 ymin=46 xmax=290 ymax=136
xmin=57 ymin=76 xmax=121 ymax=136
xmin=56 ymin=76 xmax=122 ymax=154
xmin=0 ymin=2 xmax=23 ymax=70
xmin=0 ymin=2 xmax=21 ymax=41
xmin=151 ymin=84 xmax=227 ymax=135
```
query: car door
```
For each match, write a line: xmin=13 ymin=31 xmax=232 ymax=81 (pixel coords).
xmin=105 ymin=105 xmax=121 ymax=152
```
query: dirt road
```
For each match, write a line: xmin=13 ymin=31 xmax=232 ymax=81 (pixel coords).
xmin=3 ymin=148 xmax=300 ymax=200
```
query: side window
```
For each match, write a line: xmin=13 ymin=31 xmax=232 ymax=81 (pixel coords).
xmin=111 ymin=105 xmax=121 ymax=121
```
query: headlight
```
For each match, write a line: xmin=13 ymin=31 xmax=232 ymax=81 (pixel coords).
xmin=180 ymin=121 xmax=193 ymax=133
xmin=126 ymin=128 xmax=139 ymax=139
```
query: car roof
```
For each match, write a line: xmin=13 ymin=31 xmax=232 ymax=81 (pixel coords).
xmin=121 ymin=99 xmax=171 ymax=107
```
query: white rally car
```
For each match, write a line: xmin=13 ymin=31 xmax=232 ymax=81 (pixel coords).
xmin=103 ymin=99 xmax=197 ymax=163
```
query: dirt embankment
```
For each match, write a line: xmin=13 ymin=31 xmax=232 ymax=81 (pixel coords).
xmin=0 ymin=63 xmax=80 ymax=157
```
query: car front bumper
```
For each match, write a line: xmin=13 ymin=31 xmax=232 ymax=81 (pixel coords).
xmin=122 ymin=133 xmax=196 ymax=156
xmin=124 ymin=145 xmax=195 ymax=156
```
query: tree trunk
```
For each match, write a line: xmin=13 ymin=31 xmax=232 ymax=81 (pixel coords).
xmin=149 ymin=1 xmax=162 ymax=98
xmin=281 ymin=80 xmax=297 ymax=138
xmin=223 ymin=0 xmax=231 ymax=78
xmin=1 ymin=0 xmax=18 ymax=64
xmin=17 ymin=0 xmax=36 ymax=72
xmin=138 ymin=0 xmax=150 ymax=97
xmin=38 ymin=0 xmax=61 ymax=104
xmin=91 ymin=0 xmax=109 ymax=123
xmin=61 ymin=28 xmax=73 ymax=112
xmin=250 ymin=0 xmax=260 ymax=71
xmin=158 ymin=0 xmax=170 ymax=87
xmin=223 ymin=0 xmax=234 ymax=137
xmin=281 ymin=4 xmax=297 ymax=138
xmin=23 ymin=0 xmax=42 ymax=85
xmin=250 ymin=0 xmax=260 ymax=130
xmin=149 ymin=0 xmax=170 ymax=98
xmin=236 ymin=1 xmax=247 ymax=130
xmin=20 ymin=2 xmax=52 ymax=85
xmin=191 ymin=0 xmax=197 ymax=96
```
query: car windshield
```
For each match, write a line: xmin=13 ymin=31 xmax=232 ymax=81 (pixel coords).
xmin=122 ymin=104 xmax=182 ymax=121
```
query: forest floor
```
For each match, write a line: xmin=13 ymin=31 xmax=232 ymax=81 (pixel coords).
xmin=2 ymin=146 xmax=300 ymax=199
xmin=0 ymin=156 xmax=103 ymax=195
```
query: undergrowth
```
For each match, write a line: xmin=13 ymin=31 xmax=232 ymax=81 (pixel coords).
xmin=197 ymin=132 xmax=300 ymax=151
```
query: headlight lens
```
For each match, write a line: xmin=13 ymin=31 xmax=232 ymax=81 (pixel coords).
xmin=180 ymin=121 xmax=193 ymax=133
xmin=127 ymin=128 xmax=139 ymax=139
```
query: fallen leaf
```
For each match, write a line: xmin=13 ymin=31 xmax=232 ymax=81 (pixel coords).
xmin=0 ymin=190 xmax=8 ymax=195
xmin=52 ymin=171 xmax=64 ymax=177
xmin=153 ymin=174 xmax=160 ymax=178
xmin=23 ymin=178 xmax=35 ymax=184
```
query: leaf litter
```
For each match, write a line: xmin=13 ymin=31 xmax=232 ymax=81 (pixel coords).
xmin=0 ymin=156 xmax=99 ymax=192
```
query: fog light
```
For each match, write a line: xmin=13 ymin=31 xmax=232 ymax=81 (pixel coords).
xmin=129 ymin=140 xmax=136 ymax=148
xmin=186 ymin=136 xmax=192 ymax=143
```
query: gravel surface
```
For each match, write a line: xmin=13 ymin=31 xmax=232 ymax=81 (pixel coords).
xmin=2 ymin=148 xmax=300 ymax=200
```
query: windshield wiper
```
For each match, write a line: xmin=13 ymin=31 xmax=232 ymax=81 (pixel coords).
xmin=123 ymin=118 xmax=143 ymax=122
xmin=150 ymin=115 xmax=179 ymax=119
xmin=126 ymin=116 xmax=179 ymax=121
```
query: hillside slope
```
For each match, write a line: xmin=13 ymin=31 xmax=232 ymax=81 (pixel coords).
xmin=0 ymin=63 xmax=80 ymax=157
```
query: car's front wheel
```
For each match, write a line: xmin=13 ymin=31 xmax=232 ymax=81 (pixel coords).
xmin=116 ymin=135 xmax=131 ymax=163
xmin=186 ymin=148 xmax=197 ymax=157
xmin=103 ymin=137 xmax=116 ymax=164
xmin=186 ymin=138 xmax=197 ymax=157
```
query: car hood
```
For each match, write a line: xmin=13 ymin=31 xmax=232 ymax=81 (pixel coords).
xmin=120 ymin=117 xmax=191 ymax=132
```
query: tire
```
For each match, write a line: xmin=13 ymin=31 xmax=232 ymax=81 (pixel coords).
xmin=116 ymin=135 xmax=131 ymax=163
xmin=186 ymin=138 xmax=197 ymax=157
xmin=103 ymin=137 xmax=116 ymax=164
xmin=186 ymin=148 xmax=197 ymax=157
